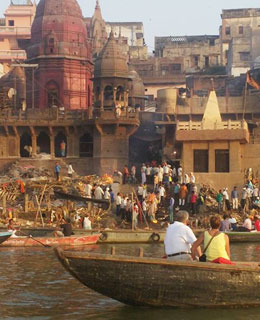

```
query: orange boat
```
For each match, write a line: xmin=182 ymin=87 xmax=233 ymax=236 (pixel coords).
xmin=1 ymin=234 xmax=100 ymax=247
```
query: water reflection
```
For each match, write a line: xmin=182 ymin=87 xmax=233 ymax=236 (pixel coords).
xmin=0 ymin=243 xmax=259 ymax=319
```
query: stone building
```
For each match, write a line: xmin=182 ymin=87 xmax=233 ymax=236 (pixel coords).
xmin=25 ymin=0 xmax=93 ymax=110
xmin=176 ymin=91 xmax=250 ymax=189
xmin=131 ymin=57 xmax=185 ymax=99
xmin=221 ymin=9 xmax=260 ymax=76
xmin=154 ymin=35 xmax=221 ymax=73
xmin=0 ymin=0 xmax=36 ymax=77
xmin=85 ymin=1 xmax=148 ymax=61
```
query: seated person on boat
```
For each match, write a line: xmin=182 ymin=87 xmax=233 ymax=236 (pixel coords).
xmin=164 ymin=211 xmax=202 ymax=261
xmin=191 ymin=215 xmax=230 ymax=262
xmin=54 ymin=218 xmax=74 ymax=237
xmin=7 ymin=219 xmax=19 ymax=238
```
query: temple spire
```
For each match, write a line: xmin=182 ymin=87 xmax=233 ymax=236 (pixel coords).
xmin=96 ymin=0 xmax=100 ymax=9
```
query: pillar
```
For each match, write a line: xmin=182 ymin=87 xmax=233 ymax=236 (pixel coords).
xmin=50 ymin=135 xmax=55 ymax=157
xmin=31 ymin=134 xmax=37 ymax=157
xmin=100 ymin=90 xmax=104 ymax=111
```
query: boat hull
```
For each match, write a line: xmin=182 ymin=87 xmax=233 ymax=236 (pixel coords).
xmin=55 ymin=249 xmax=260 ymax=308
xmin=2 ymin=234 xmax=100 ymax=247
xmin=0 ymin=232 xmax=12 ymax=245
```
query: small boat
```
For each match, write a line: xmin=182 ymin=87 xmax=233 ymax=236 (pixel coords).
xmin=55 ymin=248 xmax=260 ymax=308
xmin=225 ymin=231 xmax=260 ymax=242
xmin=2 ymin=234 xmax=100 ymax=247
xmin=0 ymin=232 xmax=12 ymax=245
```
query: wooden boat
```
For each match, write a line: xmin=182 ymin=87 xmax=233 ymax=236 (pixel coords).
xmin=0 ymin=232 xmax=12 ymax=245
xmin=1 ymin=234 xmax=100 ymax=247
xmin=225 ymin=231 xmax=260 ymax=242
xmin=74 ymin=229 xmax=166 ymax=243
xmin=55 ymin=248 xmax=260 ymax=308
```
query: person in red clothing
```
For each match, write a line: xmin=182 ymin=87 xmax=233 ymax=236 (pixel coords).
xmin=123 ymin=165 xmax=129 ymax=184
xmin=254 ymin=215 xmax=260 ymax=231
xmin=190 ymin=191 xmax=197 ymax=215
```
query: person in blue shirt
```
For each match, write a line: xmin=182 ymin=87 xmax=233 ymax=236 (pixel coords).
xmin=55 ymin=162 xmax=61 ymax=181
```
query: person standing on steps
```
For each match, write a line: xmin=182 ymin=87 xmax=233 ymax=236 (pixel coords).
xmin=55 ymin=162 xmax=61 ymax=181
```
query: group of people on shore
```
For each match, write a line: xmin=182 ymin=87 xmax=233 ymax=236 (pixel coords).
xmin=216 ymin=183 xmax=260 ymax=214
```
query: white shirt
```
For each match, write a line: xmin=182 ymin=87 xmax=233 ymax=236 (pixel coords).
xmin=83 ymin=217 xmax=92 ymax=230
xmin=137 ymin=186 xmax=143 ymax=196
xmin=243 ymin=218 xmax=252 ymax=230
xmin=222 ymin=190 xmax=229 ymax=200
xmin=104 ymin=190 xmax=110 ymax=200
xmin=85 ymin=184 xmax=92 ymax=198
xmin=190 ymin=174 xmax=196 ymax=184
xmin=164 ymin=221 xmax=197 ymax=255
xmin=67 ymin=165 xmax=74 ymax=175
xmin=178 ymin=167 xmax=182 ymax=176
xmin=184 ymin=174 xmax=190 ymax=184
xmin=163 ymin=165 xmax=169 ymax=174
xmin=159 ymin=186 xmax=166 ymax=197
xmin=116 ymin=195 xmax=122 ymax=205
xmin=94 ymin=186 xmax=104 ymax=199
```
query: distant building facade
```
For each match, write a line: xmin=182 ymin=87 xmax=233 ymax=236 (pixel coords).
xmin=0 ymin=0 xmax=36 ymax=77
xmin=221 ymin=8 xmax=260 ymax=76
xmin=154 ymin=35 xmax=221 ymax=73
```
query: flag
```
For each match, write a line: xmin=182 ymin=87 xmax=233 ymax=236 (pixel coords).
xmin=247 ymin=71 xmax=260 ymax=90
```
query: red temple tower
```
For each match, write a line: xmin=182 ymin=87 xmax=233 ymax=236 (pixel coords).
xmin=26 ymin=0 xmax=93 ymax=109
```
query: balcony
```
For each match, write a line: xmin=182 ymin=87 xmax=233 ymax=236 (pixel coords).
xmin=0 ymin=50 xmax=26 ymax=60
xmin=0 ymin=26 xmax=31 ymax=38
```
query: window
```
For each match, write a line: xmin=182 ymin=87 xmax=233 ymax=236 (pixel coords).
xmin=194 ymin=56 xmax=199 ymax=67
xmin=215 ymin=150 xmax=229 ymax=172
xmin=239 ymin=52 xmax=250 ymax=62
xmin=194 ymin=150 xmax=208 ymax=172
xmin=171 ymin=64 xmax=182 ymax=72
xmin=225 ymin=26 xmax=230 ymax=35
xmin=8 ymin=20 xmax=14 ymax=26
xmin=239 ymin=26 xmax=244 ymax=35
xmin=79 ymin=133 xmax=93 ymax=157
xmin=205 ymin=56 xmax=209 ymax=68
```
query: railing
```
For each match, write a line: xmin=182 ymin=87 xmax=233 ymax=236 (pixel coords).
xmin=0 ymin=50 xmax=26 ymax=59
xmin=94 ymin=109 xmax=139 ymax=121
xmin=0 ymin=109 xmax=92 ymax=122
xmin=0 ymin=26 xmax=31 ymax=36
xmin=177 ymin=119 xmax=248 ymax=131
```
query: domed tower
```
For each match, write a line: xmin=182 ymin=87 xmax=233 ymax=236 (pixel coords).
xmin=92 ymin=31 xmax=140 ymax=175
xmin=93 ymin=31 xmax=131 ymax=111
xmin=26 ymin=0 xmax=93 ymax=109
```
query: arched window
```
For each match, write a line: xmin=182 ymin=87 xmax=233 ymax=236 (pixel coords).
xmin=20 ymin=132 xmax=32 ymax=157
xmin=55 ymin=132 xmax=67 ymax=157
xmin=79 ymin=133 xmax=93 ymax=158
xmin=104 ymin=85 xmax=113 ymax=100
xmin=116 ymin=86 xmax=124 ymax=101
xmin=37 ymin=131 xmax=50 ymax=154
xmin=46 ymin=81 xmax=59 ymax=108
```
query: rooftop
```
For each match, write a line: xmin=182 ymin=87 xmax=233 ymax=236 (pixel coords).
xmin=222 ymin=8 xmax=260 ymax=19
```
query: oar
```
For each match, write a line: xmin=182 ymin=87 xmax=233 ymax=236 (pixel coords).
xmin=28 ymin=235 xmax=51 ymax=248
xmin=19 ymin=231 xmax=51 ymax=248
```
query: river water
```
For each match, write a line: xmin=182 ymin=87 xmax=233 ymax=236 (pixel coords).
xmin=0 ymin=243 xmax=260 ymax=320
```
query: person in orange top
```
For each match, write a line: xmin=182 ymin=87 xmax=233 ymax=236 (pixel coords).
xmin=179 ymin=183 xmax=188 ymax=206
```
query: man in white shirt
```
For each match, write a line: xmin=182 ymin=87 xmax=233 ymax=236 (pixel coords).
xmin=94 ymin=185 xmax=104 ymax=200
xmin=85 ymin=183 xmax=92 ymax=199
xmin=164 ymin=211 xmax=201 ymax=261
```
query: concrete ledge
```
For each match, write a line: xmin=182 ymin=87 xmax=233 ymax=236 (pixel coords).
xmin=176 ymin=129 xmax=249 ymax=143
